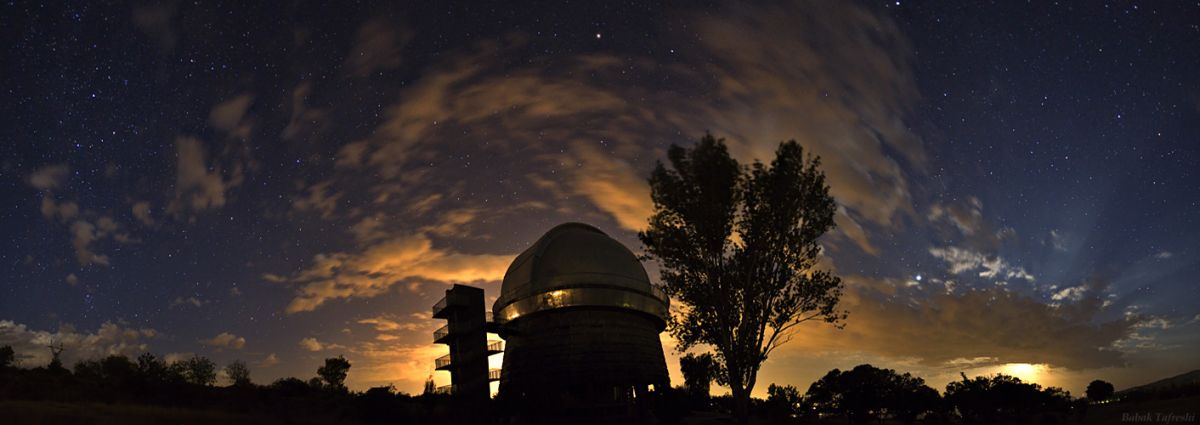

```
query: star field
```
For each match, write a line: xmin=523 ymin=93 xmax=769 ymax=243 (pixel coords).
xmin=2 ymin=1 xmax=1199 ymax=396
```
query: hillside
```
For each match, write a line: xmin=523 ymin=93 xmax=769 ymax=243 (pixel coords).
xmin=1120 ymin=369 xmax=1200 ymax=394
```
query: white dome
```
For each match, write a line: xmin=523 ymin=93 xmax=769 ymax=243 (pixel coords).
xmin=494 ymin=222 xmax=654 ymax=313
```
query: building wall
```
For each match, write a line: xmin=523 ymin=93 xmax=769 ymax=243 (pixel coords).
xmin=498 ymin=307 xmax=669 ymax=402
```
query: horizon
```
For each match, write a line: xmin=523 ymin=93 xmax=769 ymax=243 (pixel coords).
xmin=3 ymin=1 xmax=1199 ymax=402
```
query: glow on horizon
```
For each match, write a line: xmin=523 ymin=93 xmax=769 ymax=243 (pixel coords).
xmin=1001 ymin=362 xmax=1046 ymax=383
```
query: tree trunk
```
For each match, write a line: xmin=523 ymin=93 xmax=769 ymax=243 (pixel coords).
xmin=729 ymin=382 xmax=751 ymax=425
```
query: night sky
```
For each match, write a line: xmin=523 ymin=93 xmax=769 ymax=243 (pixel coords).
xmin=3 ymin=1 xmax=1199 ymax=397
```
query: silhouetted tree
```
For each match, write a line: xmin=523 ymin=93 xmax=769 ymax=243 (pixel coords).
xmin=100 ymin=354 xmax=138 ymax=388
xmin=765 ymin=384 xmax=802 ymax=424
xmin=1086 ymin=379 xmax=1114 ymax=402
xmin=944 ymin=373 xmax=1071 ymax=425
xmin=74 ymin=359 xmax=104 ymax=380
xmin=890 ymin=373 xmax=942 ymax=425
xmin=423 ymin=375 xmax=436 ymax=395
xmin=46 ymin=340 xmax=66 ymax=371
xmin=271 ymin=377 xmax=315 ymax=397
xmin=136 ymin=352 xmax=177 ymax=383
xmin=640 ymin=134 xmax=846 ymax=425
xmin=318 ymin=356 xmax=351 ymax=391
xmin=0 ymin=345 xmax=14 ymax=368
xmin=680 ymin=352 xmax=719 ymax=399
xmin=178 ymin=355 xmax=217 ymax=386
xmin=225 ymin=360 xmax=251 ymax=387
xmin=805 ymin=364 xmax=941 ymax=425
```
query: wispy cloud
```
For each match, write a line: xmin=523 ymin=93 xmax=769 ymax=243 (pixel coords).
xmin=201 ymin=332 xmax=246 ymax=350
xmin=273 ymin=234 xmax=512 ymax=313
xmin=776 ymin=276 xmax=1134 ymax=370
xmin=928 ymin=246 xmax=1034 ymax=282
xmin=28 ymin=164 xmax=70 ymax=191
xmin=343 ymin=18 xmax=411 ymax=78
xmin=299 ymin=337 xmax=344 ymax=352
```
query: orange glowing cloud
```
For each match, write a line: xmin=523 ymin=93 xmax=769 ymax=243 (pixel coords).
xmin=276 ymin=234 xmax=513 ymax=313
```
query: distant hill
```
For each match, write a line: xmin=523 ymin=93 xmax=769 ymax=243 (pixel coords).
xmin=1119 ymin=369 xmax=1200 ymax=394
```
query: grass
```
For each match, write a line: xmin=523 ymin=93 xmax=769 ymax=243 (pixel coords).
xmin=0 ymin=400 xmax=277 ymax=425
xmin=1081 ymin=395 xmax=1200 ymax=425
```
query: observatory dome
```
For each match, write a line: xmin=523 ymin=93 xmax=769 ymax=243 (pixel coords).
xmin=492 ymin=222 xmax=667 ymax=325
xmin=491 ymin=222 xmax=670 ymax=412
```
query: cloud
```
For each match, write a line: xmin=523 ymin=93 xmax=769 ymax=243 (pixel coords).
xmin=1134 ymin=317 xmax=1171 ymax=330
xmin=834 ymin=208 xmax=879 ymax=255
xmin=344 ymin=341 xmax=447 ymax=392
xmin=208 ymin=94 xmax=254 ymax=138
xmin=928 ymin=246 xmax=1034 ymax=282
xmin=131 ymin=2 xmax=177 ymax=52
xmin=927 ymin=197 xmax=1013 ymax=251
xmin=201 ymin=332 xmax=246 ymax=350
xmin=419 ymin=208 xmax=481 ymax=238
xmin=928 ymin=197 xmax=986 ymax=236
xmin=1154 ymin=251 xmax=1173 ymax=260
xmin=281 ymin=82 xmax=328 ymax=141
xmin=1050 ymin=285 xmax=1087 ymax=302
xmin=335 ymin=1 xmax=922 ymax=236
xmin=30 ymin=165 xmax=126 ymax=263
xmin=171 ymin=136 xmax=235 ymax=214
xmin=0 ymin=320 xmax=157 ymax=367
xmin=70 ymin=220 xmax=110 ymax=266
xmin=299 ymin=337 xmax=322 ymax=351
xmin=292 ymin=181 xmax=343 ymax=219
xmin=358 ymin=315 xmax=423 ymax=332
xmin=29 ymin=164 xmax=69 ymax=190
xmin=170 ymin=296 xmax=204 ymax=308
xmin=274 ymin=234 xmax=513 ymax=313
xmin=691 ymin=0 xmax=925 ymax=227
xmin=568 ymin=144 xmax=655 ymax=232
xmin=257 ymin=353 xmax=279 ymax=368
xmin=343 ymin=18 xmax=411 ymax=77
xmin=164 ymin=352 xmax=194 ymax=364
xmin=299 ymin=337 xmax=343 ymax=352
xmin=272 ymin=0 xmax=925 ymax=313
xmin=132 ymin=201 xmax=154 ymax=225
xmin=40 ymin=197 xmax=79 ymax=222
xmin=350 ymin=214 xmax=390 ymax=244
xmin=778 ymin=276 xmax=1136 ymax=370
xmin=1050 ymin=229 xmax=1069 ymax=251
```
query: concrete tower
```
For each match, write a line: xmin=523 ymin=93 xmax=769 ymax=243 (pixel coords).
xmin=492 ymin=222 xmax=670 ymax=416
xmin=431 ymin=284 xmax=500 ymax=400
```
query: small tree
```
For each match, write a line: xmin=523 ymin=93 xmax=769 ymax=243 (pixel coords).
xmin=46 ymin=340 xmax=66 ymax=371
xmin=423 ymin=375 xmax=436 ymax=395
xmin=318 ymin=356 xmax=351 ymax=391
xmin=640 ymin=134 xmax=846 ymax=424
xmin=1086 ymin=379 xmax=1115 ymax=402
xmin=136 ymin=353 xmax=171 ymax=382
xmin=0 ymin=345 xmax=14 ymax=368
xmin=765 ymin=384 xmax=803 ymax=422
xmin=225 ymin=360 xmax=252 ymax=387
xmin=179 ymin=355 xmax=217 ymax=386
xmin=889 ymin=372 xmax=942 ymax=425
xmin=679 ymin=352 xmax=719 ymax=399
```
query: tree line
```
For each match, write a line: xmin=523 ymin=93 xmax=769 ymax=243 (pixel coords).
xmin=0 ymin=345 xmax=450 ymax=424
xmin=674 ymin=356 xmax=1125 ymax=425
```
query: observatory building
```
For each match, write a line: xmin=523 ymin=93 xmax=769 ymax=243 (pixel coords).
xmin=431 ymin=222 xmax=670 ymax=416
